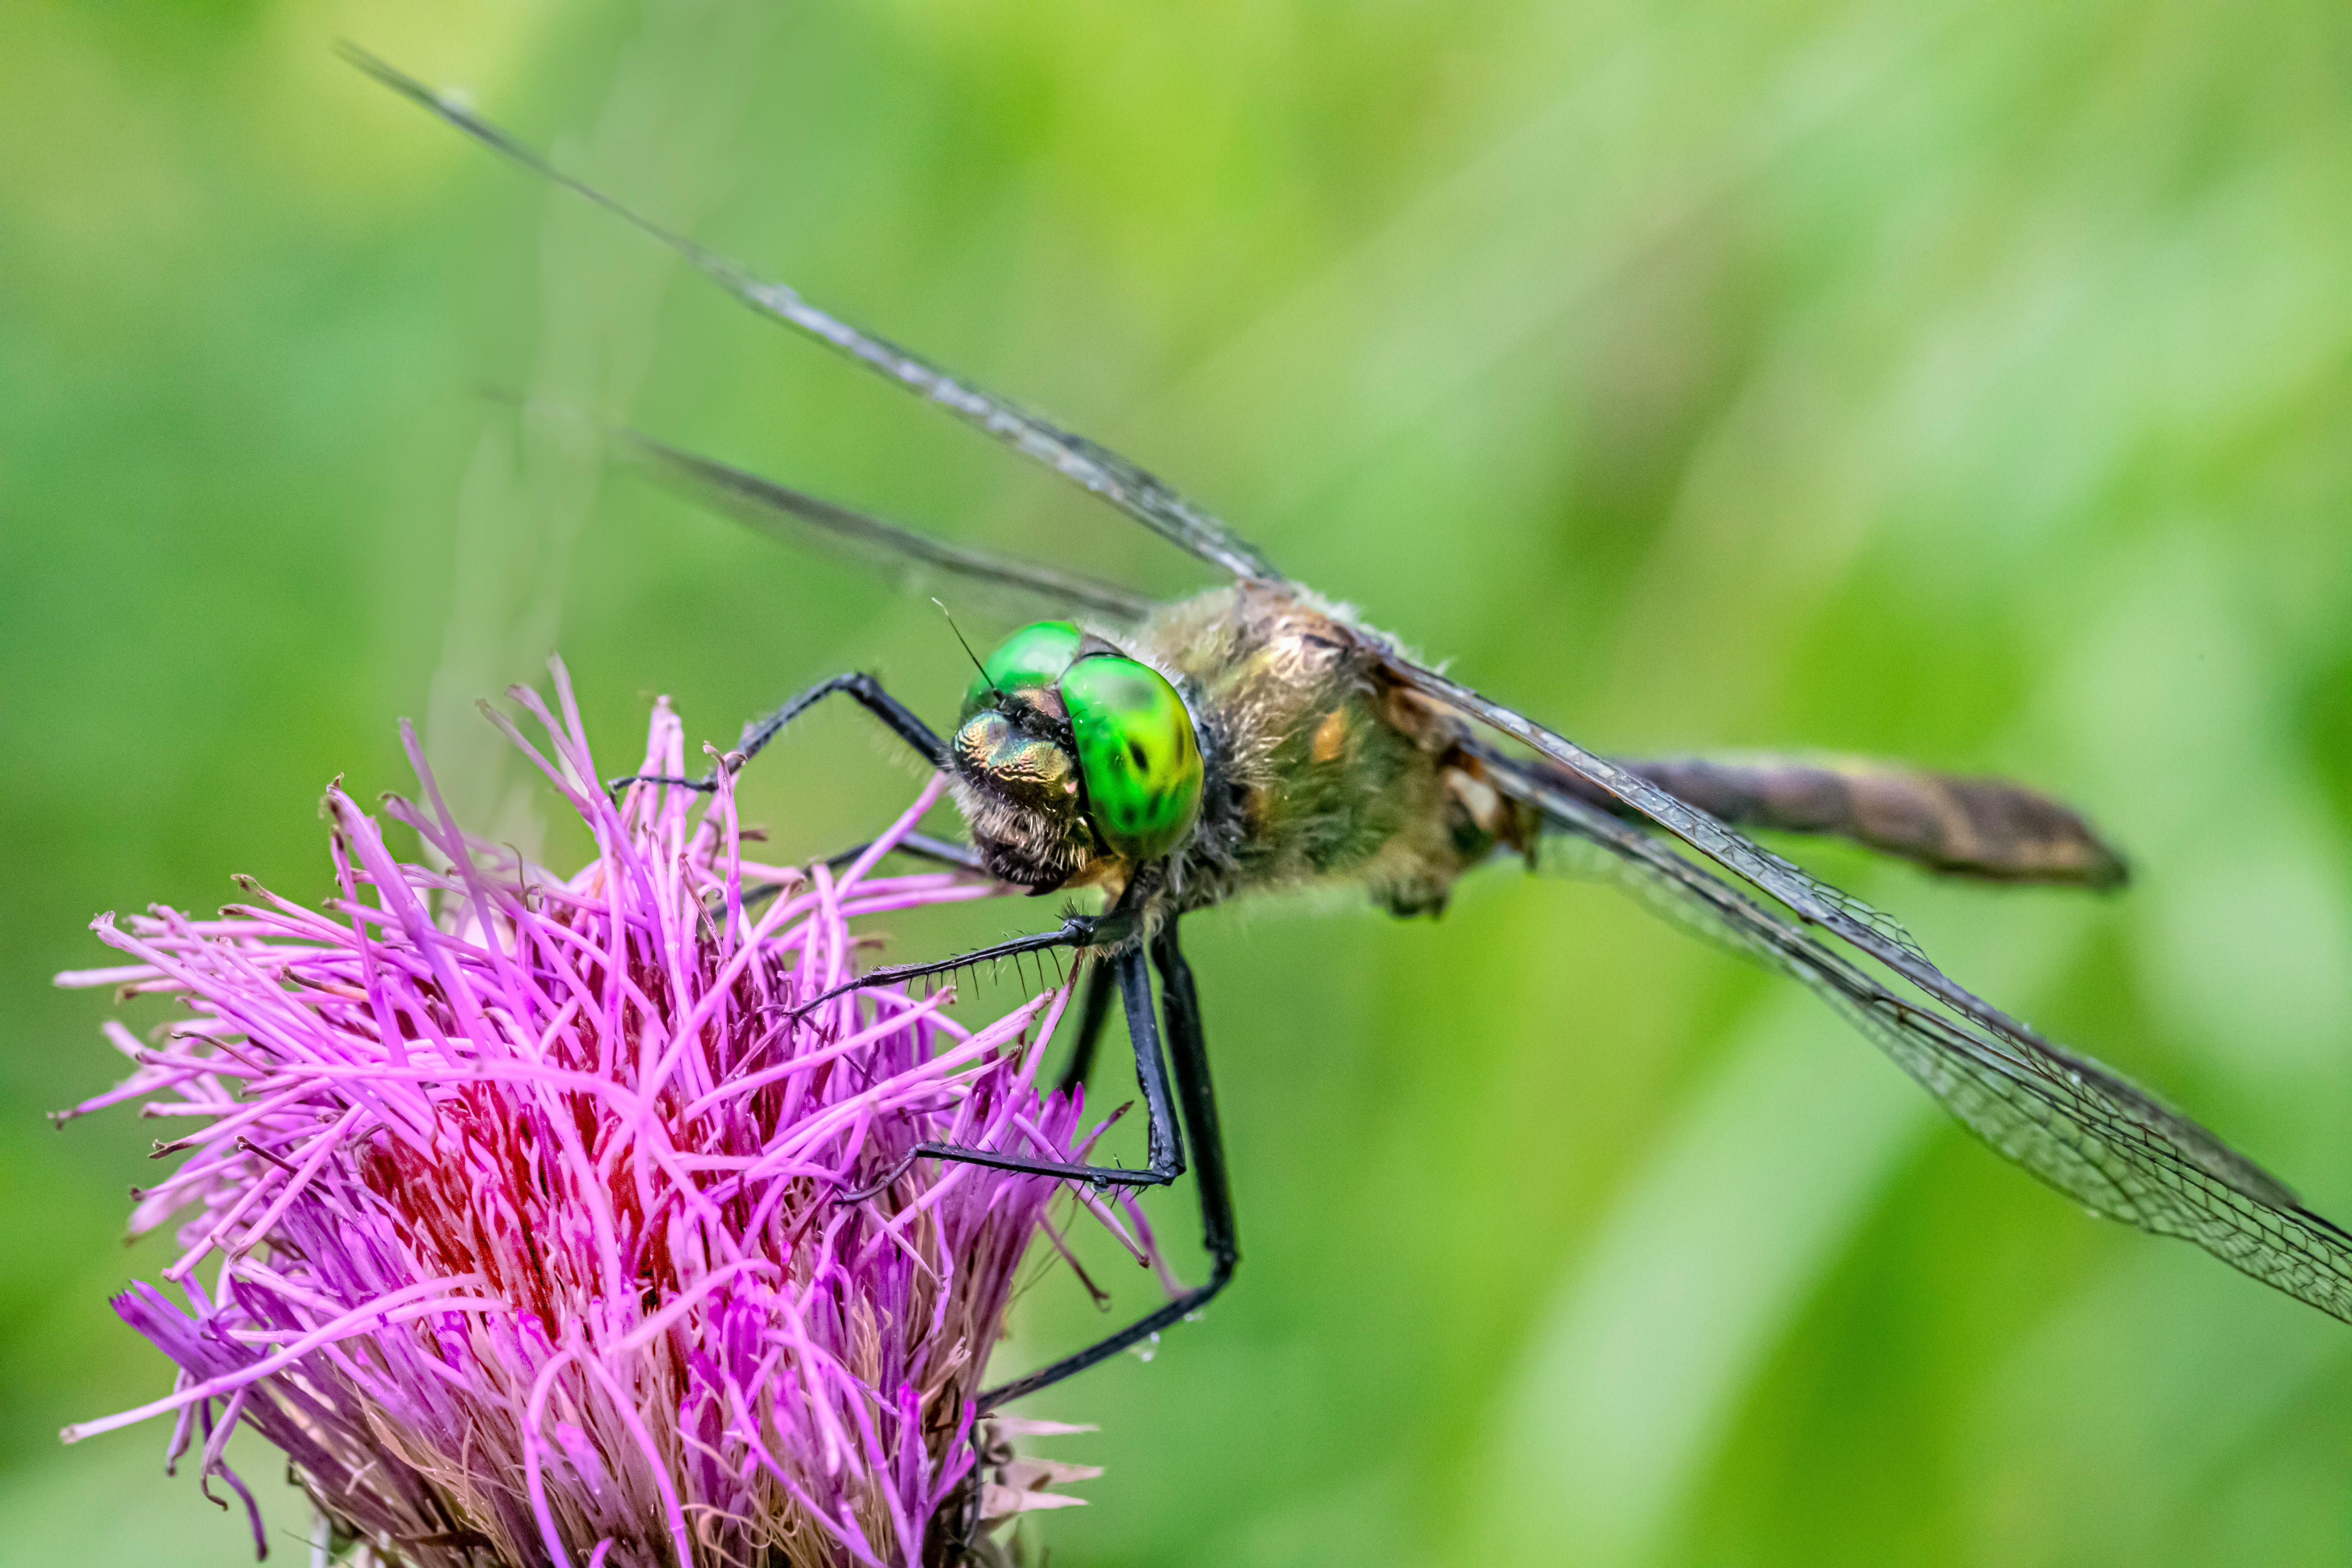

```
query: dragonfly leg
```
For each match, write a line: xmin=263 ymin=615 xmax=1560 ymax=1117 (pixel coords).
xmin=842 ymin=945 xmax=1184 ymax=1197
xmin=793 ymin=905 xmax=1137 ymax=1016
xmin=980 ymin=919 xmax=1238 ymax=1409
xmin=1053 ymin=961 xmax=1120 ymax=1098
xmin=606 ymin=671 xmax=944 ymax=795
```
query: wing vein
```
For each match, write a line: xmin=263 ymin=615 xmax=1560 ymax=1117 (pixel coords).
xmin=610 ymin=424 xmax=1155 ymax=622
xmin=343 ymin=44 xmax=1283 ymax=584
xmin=1477 ymin=742 xmax=2352 ymax=1321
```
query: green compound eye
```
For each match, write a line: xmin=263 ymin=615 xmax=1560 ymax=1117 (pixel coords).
xmin=1060 ymin=655 xmax=1203 ymax=862
xmin=963 ymin=620 xmax=1083 ymax=719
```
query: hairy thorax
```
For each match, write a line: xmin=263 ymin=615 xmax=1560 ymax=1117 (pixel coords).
xmin=1136 ymin=583 xmax=1523 ymax=918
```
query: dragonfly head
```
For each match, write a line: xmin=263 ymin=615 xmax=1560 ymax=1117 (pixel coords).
xmin=947 ymin=620 xmax=1204 ymax=890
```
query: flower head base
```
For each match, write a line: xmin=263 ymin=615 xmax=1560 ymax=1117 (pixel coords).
xmin=59 ymin=671 xmax=1132 ymax=1567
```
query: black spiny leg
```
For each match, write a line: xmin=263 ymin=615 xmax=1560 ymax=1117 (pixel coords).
xmin=1054 ymin=962 xmax=1120 ymax=1098
xmin=845 ymin=945 xmax=1182 ymax=1196
xmin=1155 ymin=922 xmax=1239 ymax=1298
xmin=794 ymin=898 xmax=1141 ymax=1016
xmin=980 ymin=919 xmax=1239 ymax=1409
xmin=608 ymin=671 xmax=944 ymax=794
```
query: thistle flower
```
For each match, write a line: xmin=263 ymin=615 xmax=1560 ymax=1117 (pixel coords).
xmin=56 ymin=670 xmax=1134 ymax=1567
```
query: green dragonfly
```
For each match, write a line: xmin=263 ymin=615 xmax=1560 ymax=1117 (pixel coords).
xmin=351 ymin=48 xmax=2352 ymax=1412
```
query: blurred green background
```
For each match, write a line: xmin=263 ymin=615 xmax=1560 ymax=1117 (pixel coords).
xmin=8 ymin=0 xmax=2352 ymax=1562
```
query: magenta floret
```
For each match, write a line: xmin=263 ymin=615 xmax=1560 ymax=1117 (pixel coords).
xmin=57 ymin=669 xmax=1129 ymax=1567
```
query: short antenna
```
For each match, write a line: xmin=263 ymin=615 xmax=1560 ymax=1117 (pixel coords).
xmin=934 ymin=599 xmax=999 ymax=695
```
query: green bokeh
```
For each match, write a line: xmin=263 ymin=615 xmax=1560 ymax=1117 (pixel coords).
xmin=7 ymin=2 xmax=2352 ymax=1564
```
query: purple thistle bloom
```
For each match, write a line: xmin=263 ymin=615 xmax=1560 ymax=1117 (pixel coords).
xmin=56 ymin=669 xmax=1133 ymax=1567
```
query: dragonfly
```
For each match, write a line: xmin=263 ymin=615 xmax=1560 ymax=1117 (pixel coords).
xmin=350 ymin=47 xmax=2352 ymax=1412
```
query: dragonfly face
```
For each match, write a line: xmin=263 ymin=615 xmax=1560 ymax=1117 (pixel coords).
xmin=949 ymin=619 xmax=1205 ymax=891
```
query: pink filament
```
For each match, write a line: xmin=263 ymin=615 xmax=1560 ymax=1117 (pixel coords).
xmin=58 ymin=670 xmax=1125 ymax=1566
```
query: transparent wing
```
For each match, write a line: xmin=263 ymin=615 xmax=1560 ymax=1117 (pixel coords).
xmin=1475 ymin=741 xmax=2352 ymax=1320
xmin=611 ymin=424 xmax=1154 ymax=624
xmin=344 ymin=46 xmax=1282 ymax=584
